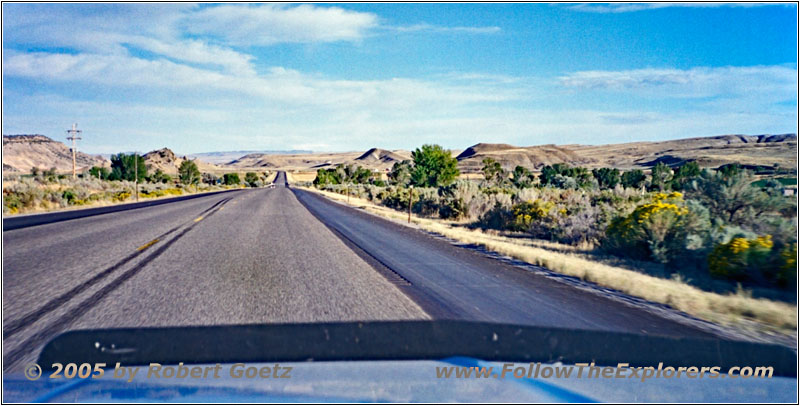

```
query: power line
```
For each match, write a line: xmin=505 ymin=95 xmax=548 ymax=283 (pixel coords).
xmin=66 ymin=123 xmax=82 ymax=180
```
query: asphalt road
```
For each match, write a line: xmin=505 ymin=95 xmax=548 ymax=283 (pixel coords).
xmin=2 ymin=174 xmax=426 ymax=371
xmin=3 ymin=172 xmax=713 ymax=371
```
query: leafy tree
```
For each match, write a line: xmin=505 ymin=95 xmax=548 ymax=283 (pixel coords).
xmin=621 ymin=169 xmax=647 ymax=189
xmin=149 ymin=169 xmax=172 ymax=184
xmin=202 ymin=173 xmax=219 ymax=185
xmin=592 ymin=167 xmax=621 ymax=189
xmin=109 ymin=153 xmax=147 ymax=182
xmin=671 ymin=161 xmax=701 ymax=190
xmin=178 ymin=160 xmax=201 ymax=185
xmin=481 ymin=157 xmax=505 ymax=186
xmin=313 ymin=168 xmax=341 ymax=186
xmin=410 ymin=144 xmax=459 ymax=187
xmin=539 ymin=164 xmax=593 ymax=189
xmin=718 ymin=163 xmax=743 ymax=179
xmin=389 ymin=160 xmax=413 ymax=186
xmin=88 ymin=166 xmax=110 ymax=180
xmin=649 ymin=162 xmax=673 ymax=191
xmin=223 ymin=173 xmax=241 ymax=185
xmin=345 ymin=165 xmax=373 ymax=184
xmin=30 ymin=167 xmax=40 ymax=177
xmin=245 ymin=172 xmax=259 ymax=187
xmin=511 ymin=166 xmax=535 ymax=188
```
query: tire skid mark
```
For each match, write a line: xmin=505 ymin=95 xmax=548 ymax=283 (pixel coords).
xmin=3 ymin=196 xmax=233 ymax=340
xmin=5 ymin=199 xmax=230 ymax=368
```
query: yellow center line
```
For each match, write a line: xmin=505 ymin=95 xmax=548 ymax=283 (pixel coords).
xmin=136 ymin=238 xmax=159 ymax=251
xmin=194 ymin=216 xmax=204 ymax=222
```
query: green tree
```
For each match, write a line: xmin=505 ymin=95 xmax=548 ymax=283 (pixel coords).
xmin=245 ymin=172 xmax=259 ymax=187
xmin=410 ymin=144 xmax=459 ymax=187
xmin=671 ymin=161 xmax=701 ymax=190
xmin=30 ymin=167 xmax=40 ymax=177
xmin=621 ymin=169 xmax=647 ymax=189
xmin=88 ymin=166 xmax=110 ymax=180
xmin=511 ymin=166 xmax=535 ymax=188
xmin=149 ymin=169 xmax=171 ymax=184
xmin=481 ymin=157 xmax=505 ymax=186
xmin=109 ymin=153 xmax=147 ymax=182
xmin=649 ymin=162 xmax=673 ymax=191
xmin=202 ymin=173 xmax=219 ymax=185
xmin=592 ymin=167 xmax=621 ymax=189
xmin=178 ymin=160 xmax=201 ymax=185
xmin=388 ymin=160 xmax=413 ymax=186
xmin=313 ymin=168 xmax=341 ymax=186
xmin=539 ymin=164 xmax=593 ymax=189
xmin=223 ymin=173 xmax=241 ymax=185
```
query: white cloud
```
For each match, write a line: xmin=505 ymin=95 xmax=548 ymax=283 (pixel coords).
xmin=558 ymin=66 xmax=797 ymax=100
xmin=121 ymin=37 xmax=256 ymax=76
xmin=183 ymin=4 xmax=379 ymax=45
xmin=568 ymin=3 xmax=786 ymax=13
xmin=390 ymin=23 xmax=501 ymax=34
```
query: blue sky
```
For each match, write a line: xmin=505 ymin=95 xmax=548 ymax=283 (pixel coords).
xmin=2 ymin=3 xmax=797 ymax=154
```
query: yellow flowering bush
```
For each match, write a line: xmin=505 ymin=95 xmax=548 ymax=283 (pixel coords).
xmin=708 ymin=235 xmax=793 ymax=285
xmin=511 ymin=199 xmax=554 ymax=230
xmin=604 ymin=191 xmax=696 ymax=263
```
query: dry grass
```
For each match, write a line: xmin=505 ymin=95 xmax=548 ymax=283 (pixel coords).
xmin=288 ymin=171 xmax=318 ymax=183
xmin=298 ymin=186 xmax=797 ymax=337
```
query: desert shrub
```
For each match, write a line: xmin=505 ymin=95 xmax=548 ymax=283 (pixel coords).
xmin=603 ymin=192 xmax=708 ymax=263
xmin=438 ymin=180 xmax=483 ymax=219
xmin=3 ymin=194 xmax=22 ymax=214
xmin=379 ymin=186 xmax=406 ymax=209
xmin=61 ymin=189 xmax=78 ymax=204
xmin=707 ymin=235 xmax=788 ymax=285
xmin=552 ymin=205 xmax=604 ymax=245
xmin=412 ymin=187 xmax=441 ymax=216
xmin=511 ymin=199 xmax=555 ymax=231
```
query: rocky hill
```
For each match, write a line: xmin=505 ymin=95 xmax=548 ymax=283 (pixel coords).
xmin=2 ymin=134 xmax=107 ymax=174
xmin=143 ymin=148 xmax=220 ymax=175
xmin=456 ymin=143 xmax=595 ymax=173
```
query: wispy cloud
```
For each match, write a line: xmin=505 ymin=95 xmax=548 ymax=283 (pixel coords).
xmin=567 ymin=3 xmax=785 ymax=13
xmin=558 ymin=66 xmax=797 ymax=100
xmin=389 ymin=23 xmax=501 ymax=34
xmin=183 ymin=4 xmax=379 ymax=45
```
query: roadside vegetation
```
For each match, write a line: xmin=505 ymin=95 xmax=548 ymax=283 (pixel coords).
xmin=305 ymin=144 xmax=798 ymax=336
xmin=3 ymin=153 xmax=274 ymax=215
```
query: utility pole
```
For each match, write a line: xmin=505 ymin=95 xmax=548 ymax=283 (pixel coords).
xmin=134 ymin=153 xmax=139 ymax=202
xmin=66 ymin=123 xmax=82 ymax=179
xmin=408 ymin=185 xmax=414 ymax=223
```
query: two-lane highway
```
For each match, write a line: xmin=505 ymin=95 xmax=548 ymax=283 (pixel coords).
xmin=4 ymin=171 xmax=714 ymax=372
xmin=3 ymin=175 xmax=427 ymax=371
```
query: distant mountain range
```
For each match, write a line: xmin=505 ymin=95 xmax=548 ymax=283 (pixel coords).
xmin=187 ymin=150 xmax=313 ymax=164
xmin=3 ymin=133 xmax=796 ymax=175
